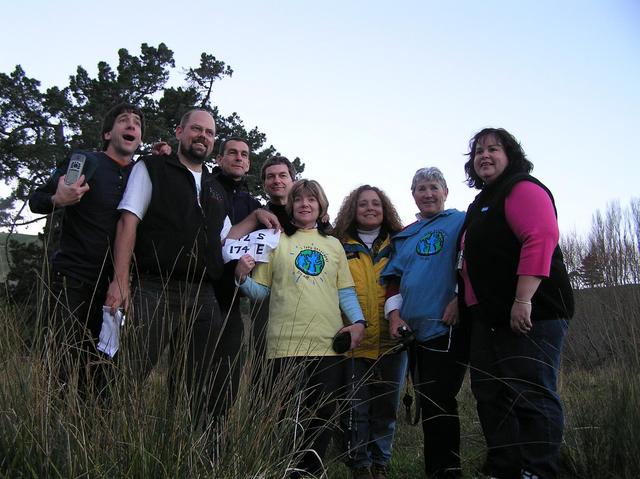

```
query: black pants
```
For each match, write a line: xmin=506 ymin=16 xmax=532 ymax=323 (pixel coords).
xmin=47 ymin=269 xmax=110 ymax=399
xmin=271 ymin=355 xmax=345 ymax=477
xmin=413 ymin=326 xmax=470 ymax=478
xmin=130 ymin=275 xmax=239 ymax=422
xmin=248 ymin=297 xmax=270 ymax=375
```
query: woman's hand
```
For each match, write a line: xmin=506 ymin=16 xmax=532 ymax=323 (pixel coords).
xmin=235 ymin=254 xmax=256 ymax=284
xmin=511 ymin=275 xmax=540 ymax=334
xmin=442 ymin=297 xmax=459 ymax=326
xmin=339 ymin=322 xmax=366 ymax=350
xmin=388 ymin=309 xmax=410 ymax=339
xmin=510 ymin=301 xmax=533 ymax=334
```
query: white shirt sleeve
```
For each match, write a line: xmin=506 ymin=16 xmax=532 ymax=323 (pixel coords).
xmin=118 ymin=161 xmax=152 ymax=220
xmin=220 ymin=216 xmax=231 ymax=241
xmin=384 ymin=293 xmax=403 ymax=318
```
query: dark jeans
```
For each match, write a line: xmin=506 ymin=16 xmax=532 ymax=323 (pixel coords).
xmin=217 ymin=302 xmax=246 ymax=413
xmin=47 ymin=269 xmax=111 ymax=398
xmin=248 ymin=297 xmax=270 ymax=377
xmin=342 ymin=352 xmax=408 ymax=468
xmin=413 ymin=326 xmax=470 ymax=478
xmin=470 ymin=318 xmax=568 ymax=479
xmin=271 ymin=355 xmax=345 ymax=478
xmin=129 ymin=275 xmax=239 ymax=422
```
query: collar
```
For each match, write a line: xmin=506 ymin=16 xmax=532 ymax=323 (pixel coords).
xmin=211 ymin=166 xmax=248 ymax=191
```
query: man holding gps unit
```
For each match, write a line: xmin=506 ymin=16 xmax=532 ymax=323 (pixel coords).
xmin=29 ymin=102 xmax=144 ymax=397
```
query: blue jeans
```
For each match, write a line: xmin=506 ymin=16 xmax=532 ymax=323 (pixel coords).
xmin=470 ymin=317 xmax=568 ymax=479
xmin=343 ymin=351 xmax=408 ymax=468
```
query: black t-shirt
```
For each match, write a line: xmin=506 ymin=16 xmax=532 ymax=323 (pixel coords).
xmin=264 ymin=202 xmax=297 ymax=236
xmin=30 ymin=152 xmax=133 ymax=283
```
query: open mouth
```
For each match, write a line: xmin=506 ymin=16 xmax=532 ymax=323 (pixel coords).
xmin=123 ymin=134 xmax=136 ymax=141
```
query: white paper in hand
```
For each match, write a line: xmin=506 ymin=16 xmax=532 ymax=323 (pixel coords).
xmin=222 ymin=229 xmax=280 ymax=263
xmin=97 ymin=306 xmax=125 ymax=358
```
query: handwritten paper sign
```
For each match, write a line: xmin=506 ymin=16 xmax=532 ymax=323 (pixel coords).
xmin=222 ymin=229 xmax=281 ymax=263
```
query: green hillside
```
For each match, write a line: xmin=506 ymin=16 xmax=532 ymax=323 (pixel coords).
xmin=0 ymin=232 xmax=40 ymax=282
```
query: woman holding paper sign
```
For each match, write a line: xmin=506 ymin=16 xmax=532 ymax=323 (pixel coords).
xmin=233 ymin=179 xmax=366 ymax=478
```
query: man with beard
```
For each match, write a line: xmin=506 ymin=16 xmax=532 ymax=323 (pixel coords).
xmin=30 ymin=102 xmax=144 ymax=397
xmin=105 ymin=109 xmax=275 ymax=421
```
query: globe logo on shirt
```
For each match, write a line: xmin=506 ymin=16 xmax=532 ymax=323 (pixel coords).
xmin=416 ymin=231 xmax=445 ymax=256
xmin=295 ymin=249 xmax=326 ymax=276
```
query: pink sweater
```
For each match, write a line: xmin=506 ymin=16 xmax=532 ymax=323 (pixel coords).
xmin=462 ymin=181 xmax=559 ymax=306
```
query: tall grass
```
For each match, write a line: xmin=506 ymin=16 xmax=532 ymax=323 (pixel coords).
xmin=561 ymin=285 xmax=640 ymax=479
xmin=2 ymin=283 xmax=640 ymax=478
xmin=0 ymin=292 xmax=341 ymax=478
xmin=327 ymin=285 xmax=640 ymax=478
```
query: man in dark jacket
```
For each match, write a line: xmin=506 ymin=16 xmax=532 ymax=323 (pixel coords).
xmin=30 ymin=102 xmax=144 ymax=397
xmin=106 ymin=110 xmax=278 ymax=422
xmin=106 ymin=109 xmax=233 ymax=422
xmin=213 ymin=137 xmax=262 ymax=223
xmin=211 ymin=137 xmax=261 ymax=310
xmin=210 ymin=137 xmax=262 ymax=404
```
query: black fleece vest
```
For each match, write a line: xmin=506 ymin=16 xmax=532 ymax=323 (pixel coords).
xmin=135 ymin=155 xmax=226 ymax=282
xmin=462 ymin=173 xmax=574 ymax=325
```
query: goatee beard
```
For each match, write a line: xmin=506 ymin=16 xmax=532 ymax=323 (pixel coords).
xmin=180 ymin=143 xmax=206 ymax=164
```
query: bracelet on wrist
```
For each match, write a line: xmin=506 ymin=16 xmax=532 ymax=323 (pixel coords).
xmin=514 ymin=298 xmax=532 ymax=305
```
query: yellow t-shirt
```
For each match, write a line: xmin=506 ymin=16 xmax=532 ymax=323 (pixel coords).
xmin=252 ymin=228 xmax=355 ymax=358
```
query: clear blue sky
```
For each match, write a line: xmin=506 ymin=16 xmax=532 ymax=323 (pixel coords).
xmin=1 ymin=0 xmax=638 ymax=236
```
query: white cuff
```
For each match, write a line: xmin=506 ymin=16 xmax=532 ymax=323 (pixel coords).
xmin=384 ymin=294 xmax=403 ymax=318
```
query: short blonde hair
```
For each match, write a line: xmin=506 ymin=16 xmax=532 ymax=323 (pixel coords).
xmin=286 ymin=179 xmax=329 ymax=221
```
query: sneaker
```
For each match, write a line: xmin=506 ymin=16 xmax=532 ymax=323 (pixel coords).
xmin=352 ymin=466 xmax=373 ymax=479
xmin=371 ymin=463 xmax=390 ymax=479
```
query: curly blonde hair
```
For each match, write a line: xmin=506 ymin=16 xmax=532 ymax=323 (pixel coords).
xmin=333 ymin=185 xmax=403 ymax=242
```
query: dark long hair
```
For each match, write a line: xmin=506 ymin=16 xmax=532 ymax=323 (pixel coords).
xmin=464 ymin=127 xmax=533 ymax=189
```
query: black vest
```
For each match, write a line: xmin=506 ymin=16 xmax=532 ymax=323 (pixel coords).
xmin=135 ymin=155 xmax=226 ymax=282
xmin=462 ymin=173 xmax=574 ymax=325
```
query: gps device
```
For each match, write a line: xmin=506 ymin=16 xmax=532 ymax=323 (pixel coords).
xmin=64 ymin=153 xmax=86 ymax=185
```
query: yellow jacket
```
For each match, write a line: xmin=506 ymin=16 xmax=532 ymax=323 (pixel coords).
xmin=342 ymin=233 xmax=396 ymax=360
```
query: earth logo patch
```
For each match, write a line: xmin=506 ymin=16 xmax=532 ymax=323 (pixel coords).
xmin=295 ymin=249 xmax=326 ymax=276
xmin=416 ymin=231 xmax=444 ymax=256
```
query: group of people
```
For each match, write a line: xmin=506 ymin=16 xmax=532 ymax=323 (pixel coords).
xmin=31 ymin=100 xmax=574 ymax=479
